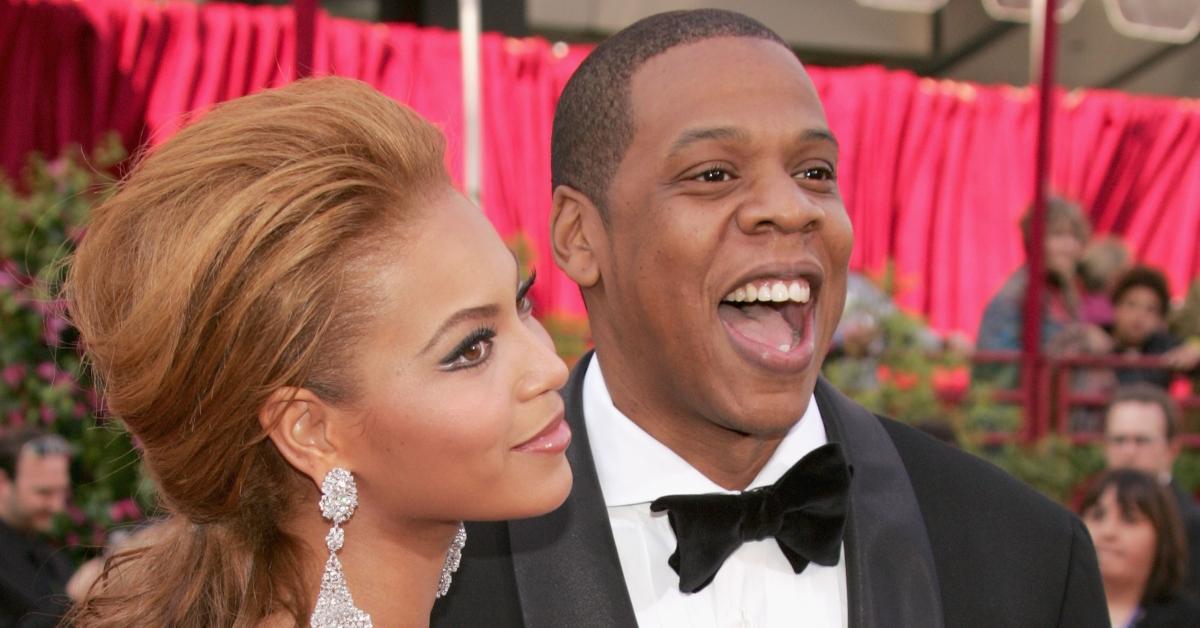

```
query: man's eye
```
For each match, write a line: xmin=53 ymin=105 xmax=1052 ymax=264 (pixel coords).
xmin=694 ymin=168 xmax=733 ymax=183
xmin=798 ymin=166 xmax=835 ymax=181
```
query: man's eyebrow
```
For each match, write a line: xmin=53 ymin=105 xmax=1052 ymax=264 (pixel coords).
xmin=667 ymin=126 xmax=750 ymax=158
xmin=666 ymin=127 xmax=840 ymax=158
xmin=799 ymin=128 xmax=839 ymax=152
xmin=419 ymin=304 xmax=501 ymax=357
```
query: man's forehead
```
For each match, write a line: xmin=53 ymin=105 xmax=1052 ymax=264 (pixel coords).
xmin=1106 ymin=402 xmax=1168 ymax=435
xmin=16 ymin=450 xmax=69 ymax=477
xmin=627 ymin=37 xmax=819 ymax=119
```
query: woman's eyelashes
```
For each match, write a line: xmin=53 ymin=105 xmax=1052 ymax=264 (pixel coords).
xmin=440 ymin=326 xmax=496 ymax=371
xmin=516 ymin=269 xmax=536 ymax=317
xmin=439 ymin=271 xmax=537 ymax=372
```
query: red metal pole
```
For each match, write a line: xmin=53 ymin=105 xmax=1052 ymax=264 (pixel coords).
xmin=295 ymin=0 xmax=317 ymax=78
xmin=1020 ymin=0 xmax=1057 ymax=442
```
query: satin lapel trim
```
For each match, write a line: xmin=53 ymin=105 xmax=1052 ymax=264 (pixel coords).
xmin=815 ymin=379 xmax=945 ymax=628
xmin=508 ymin=352 xmax=639 ymax=628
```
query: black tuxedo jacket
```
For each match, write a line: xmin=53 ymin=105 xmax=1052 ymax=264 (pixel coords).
xmin=432 ymin=353 xmax=1107 ymax=627
xmin=1168 ymin=479 xmax=1200 ymax=598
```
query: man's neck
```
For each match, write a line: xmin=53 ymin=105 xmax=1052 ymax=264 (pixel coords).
xmin=0 ymin=509 xmax=24 ymax=535
xmin=595 ymin=354 xmax=787 ymax=491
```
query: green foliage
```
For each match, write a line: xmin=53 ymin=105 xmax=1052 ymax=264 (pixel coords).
xmin=1174 ymin=450 xmax=1200 ymax=496
xmin=821 ymin=267 xmax=1108 ymax=505
xmin=970 ymin=439 xmax=1105 ymax=504
xmin=0 ymin=138 xmax=149 ymax=563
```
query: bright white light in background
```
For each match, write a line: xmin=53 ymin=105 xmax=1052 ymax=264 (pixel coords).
xmin=981 ymin=0 xmax=1086 ymax=22
xmin=1102 ymin=0 xmax=1200 ymax=43
xmin=854 ymin=0 xmax=949 ymax=13
xmin=857 ymin=0 xmax=1200 ymax=44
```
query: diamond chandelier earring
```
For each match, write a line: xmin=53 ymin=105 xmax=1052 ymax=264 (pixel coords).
xmin=437 ymin=523 xmax=467 ymax=597
xmin=311 ymin=467 xmax=372 ymax=628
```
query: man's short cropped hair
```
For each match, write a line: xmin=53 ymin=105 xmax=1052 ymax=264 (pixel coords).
xmin=1112 ymin=265 xmax=1171 ymax=317
xmin=0 ymin=428 xmax=70 ymax=479
xmin=550 ymin=9 xmax=787 ymax=217
xmin=1104 ymin=383 xmax=1182 ymax=440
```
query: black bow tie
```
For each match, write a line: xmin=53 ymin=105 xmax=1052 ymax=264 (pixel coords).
xmin=649 ymin=443 xmax=851 ymax=593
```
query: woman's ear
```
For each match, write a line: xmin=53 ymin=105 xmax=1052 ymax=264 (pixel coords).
xmin=551 ymin=185 xmax=605 ymax=289
xmin=259 ymin=386 xmax=339 ymax=486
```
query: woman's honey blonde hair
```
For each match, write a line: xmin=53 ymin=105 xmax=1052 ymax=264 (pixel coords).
xmin=64 ymin=77 xmax=447 ymax=626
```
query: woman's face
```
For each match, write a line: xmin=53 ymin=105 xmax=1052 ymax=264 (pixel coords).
xmin=336 ymin=188 xmax=571 ymax=527
xmin=1083 ymin=487 xmax=1157 ymax=589
xmin=1044 ymin=221 xmax=1084 ymax=280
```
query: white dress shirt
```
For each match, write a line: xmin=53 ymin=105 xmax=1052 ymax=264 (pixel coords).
xmin=582 ymin=358 xmax=849 ymax=628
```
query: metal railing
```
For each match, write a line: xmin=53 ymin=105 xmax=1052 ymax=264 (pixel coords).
xmin=971 ymin=350 xmax=1200 ymax=445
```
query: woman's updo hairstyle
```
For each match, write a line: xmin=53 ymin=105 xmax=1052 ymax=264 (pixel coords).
xmin=65 ymin=76 xmax=447 ymax=626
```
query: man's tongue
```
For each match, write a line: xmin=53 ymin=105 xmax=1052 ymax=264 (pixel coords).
xmin=718 ymin=303 xmax=797 ymax=349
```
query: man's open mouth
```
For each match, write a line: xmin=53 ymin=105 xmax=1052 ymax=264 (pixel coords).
xmin=717 ymin=278 xmax=812 ymax=353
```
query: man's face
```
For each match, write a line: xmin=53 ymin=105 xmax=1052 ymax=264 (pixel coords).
xmin=1112 ymin=286 xmax=1165 ymax=348
xmin=1103 ymin=401 xmax=1177 ymax=477
xmin=591 ymin=37 xmax=852 ymax=436
xmin=0 ymin=450 xmax=70 ymax=533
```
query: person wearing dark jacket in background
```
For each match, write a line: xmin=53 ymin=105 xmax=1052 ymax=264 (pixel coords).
xmin=0 ymin=429 xmax=74 ymax=628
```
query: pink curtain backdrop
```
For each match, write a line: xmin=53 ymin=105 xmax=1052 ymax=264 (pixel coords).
xmin=3 ymin=0 xmax=1199 ymax=337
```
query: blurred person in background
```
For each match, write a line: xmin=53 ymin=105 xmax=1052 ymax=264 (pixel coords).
xmin=1079 ymin=469 xmax=1200 ymax=627
xmin=1104 ymin=384 xmax=1200 ymax=596
xmin=0 ymin=429 xmax=73 ymax=627
xmin=1168 ymin=278 xmax=1200 ymax=380
xmin=1079 ymin=236 xmax=1132 ymax=328
xmin=1107 ymin=266 xmax=1195 ymax=388
xmin=975 ymin=197 xmax=1110 ymax=388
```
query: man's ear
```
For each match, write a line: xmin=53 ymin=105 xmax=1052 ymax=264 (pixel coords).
xmin=551 ymin=185 xmax=604 ymax=289
xmin=1169 ymin=437 xmax=1184 ymax=466
xmin=259 ymin=387 xmax=340 ymax=487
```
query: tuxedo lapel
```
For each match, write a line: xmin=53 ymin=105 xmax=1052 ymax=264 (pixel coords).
xmin=508 ymin=352 xmax=639 ymax=628
xmin=815 ymin=379 xmax=945 ymax=628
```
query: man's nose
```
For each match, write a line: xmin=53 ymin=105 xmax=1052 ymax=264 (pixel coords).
xmin=735 ymin=172 xmax=825 ymax=235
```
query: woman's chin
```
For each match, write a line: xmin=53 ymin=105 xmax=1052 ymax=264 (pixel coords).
xmin=479 ymin=460 xmax=574 ymax=522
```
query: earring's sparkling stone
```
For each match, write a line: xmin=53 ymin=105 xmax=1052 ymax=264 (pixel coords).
xmin=311 ymin=554 xmax=372 ymax=628
xmin=319 ymin=468 xmax=358 ymax=524
xmin=436 ymin=524 xmax=468 ymax=598
xmin=326 ymin=525 xmax=345 ymax=552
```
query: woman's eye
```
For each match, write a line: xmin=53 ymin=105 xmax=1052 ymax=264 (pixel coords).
xmin=445 ymin=339 xmax=492 ymax=370
xmin=440 ymin=328 xmax=496 ymax=371
xmin=517 ymin=295 xmax=534 ymax=317
xmin=694 ymin=168 xmax=733 ymax=183
xmin=516 ymin=269 xmax=536 ymax=318
xmin=460 ymin=340 xmax=490 ymax=364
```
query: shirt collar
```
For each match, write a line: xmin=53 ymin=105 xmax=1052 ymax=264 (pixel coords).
xmin=583 ymin=355 xmax=829 ymax=507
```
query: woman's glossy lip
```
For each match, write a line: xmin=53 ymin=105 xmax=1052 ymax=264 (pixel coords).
xmin=513 ymin=411 xmax=571 ymax=453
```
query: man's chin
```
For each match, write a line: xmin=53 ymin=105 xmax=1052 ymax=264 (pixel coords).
xmin=715 ymin=392 xmax=818 ymax=438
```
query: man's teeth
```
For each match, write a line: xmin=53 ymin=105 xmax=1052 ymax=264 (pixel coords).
xmin=724 ymin=280 xmax=811 ymax=304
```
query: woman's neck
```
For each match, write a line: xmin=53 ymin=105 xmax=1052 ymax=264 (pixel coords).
xmin=1103 ymin=578 xmax=1145 ymax=628
xmin=289 ymin=510 xmax=460 ymax=628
